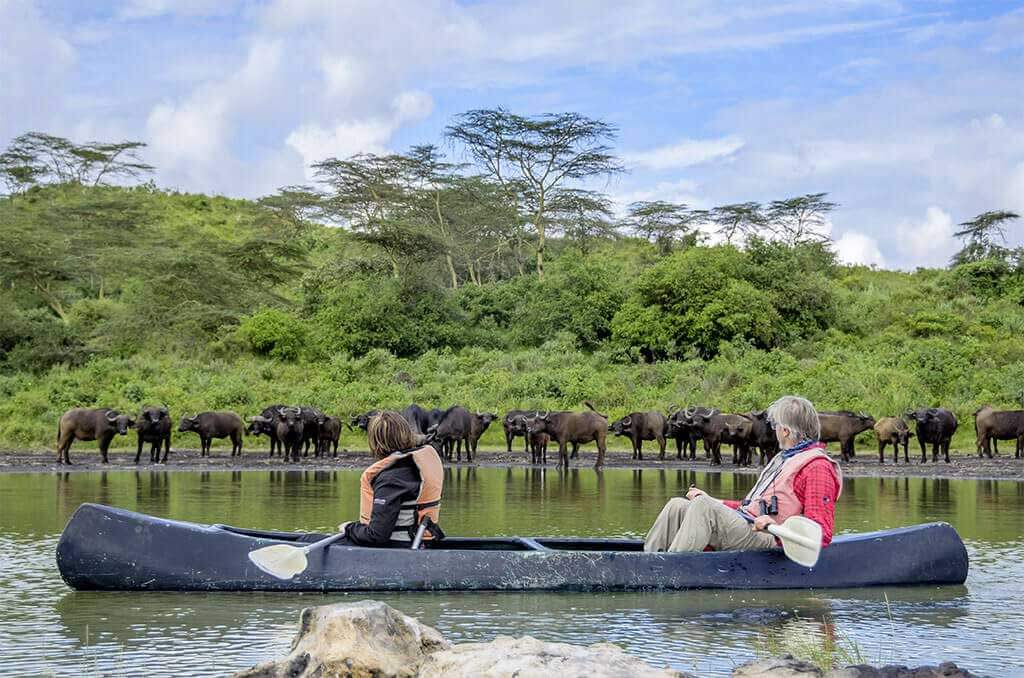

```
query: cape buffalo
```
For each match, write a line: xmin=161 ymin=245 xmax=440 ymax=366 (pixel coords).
xmin=667 ymin=406 xmax=718 ymax=460
xmin=503 ymin=409 xmax=540 ymax=453
xmin=468 ymin=411 xmax=496 ymax=458
xmin=178 ymin=411 xmax=245 ymax=457
xmin=348 ymin=409 xmax=380 ymax=432
xmin=56 ymin=408 xmax=134 ymax=464
xmin=906 ymin=407 xmax=958 ymax=463
xmin=525 ymin=401 xmax=608 ymax=468
xmin=248 ymin=404 xmax=288 ymax=456
xmin=974 ymin=406 xmax=1024 ymax=458
xmin=874 ymin=416 xmax=913 ymax=464
xmin=744 ymin=410 xmax=780 ymax=465
xmin=135 ymin=405 xmax=172 ymax=464
xmin=609 ymin=411 xmax=667 ymax=460
xmin=402 ymin=404 xmax=440 ymax=435
xmin=431 ymin=406 xmax=474 ymax=462
xmin=318 ymin=415 xmax=342 ymax=457
xmin=298 ymin=406 xmax=326 ymax=457
xmin=688 ymin=411 xmax=752 ymax=466
xmin=275 ymin=406 xmax=305 ymax=462
xmin=528 ymin=429 xmax=550 ymax=464
xmin=818 ymin=411 xmax=876 ymax=463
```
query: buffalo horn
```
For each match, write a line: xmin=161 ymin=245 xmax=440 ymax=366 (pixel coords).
xmin=684 ymin=406 xmax=696 ymax=417
xmin=106 ymin=411 xmax=119 ymax=422
xmin=927 ymin=407 xmax=938 ymax=416
xmin=667 ymin=404 xmax=679 ymax=415
xmin=538 ymin=410 xmax=549 ymax=419
xmin=622 ymin=415 xmax=632 ymax=427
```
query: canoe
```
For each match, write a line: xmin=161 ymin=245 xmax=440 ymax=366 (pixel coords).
xmin=56 ymin=503 xmax=969 ymax=592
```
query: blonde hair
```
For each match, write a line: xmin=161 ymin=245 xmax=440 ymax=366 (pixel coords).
xmin=766 ymin=395 xmax=820 ymax=442
xmin=367 ymin=411 xmax=418 ymax=458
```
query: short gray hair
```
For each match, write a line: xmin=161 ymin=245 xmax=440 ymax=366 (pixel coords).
xmin=766 ymin=395 xmax=820 ymax=442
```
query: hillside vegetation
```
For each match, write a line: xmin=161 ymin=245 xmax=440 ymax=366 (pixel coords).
xmin=1 ymin=126 xmax=1022 ymax=455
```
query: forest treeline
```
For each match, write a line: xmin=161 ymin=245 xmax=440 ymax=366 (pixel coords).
xmin=0 ymin=117 xmax=1022 ymax=452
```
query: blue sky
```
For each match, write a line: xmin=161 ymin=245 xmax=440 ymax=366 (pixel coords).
xmin=2 ymin=0 xmax=1022 ymax=269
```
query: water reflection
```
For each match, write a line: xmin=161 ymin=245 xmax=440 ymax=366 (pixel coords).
xmin=0 ymin=470 xmax=1022 ymax=677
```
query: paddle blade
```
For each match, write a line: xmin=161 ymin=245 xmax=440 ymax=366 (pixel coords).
xmin=771 ymin=516 xmax=822 ymax=568
xmin=248 ymin=544 xmax=308 ymax=580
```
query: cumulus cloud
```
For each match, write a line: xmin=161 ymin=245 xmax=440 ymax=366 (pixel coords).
xmin=899 ymin=207 xmax=957 ymax=266
xmin=834 ymin=230 xmax=886 ymax=268
xmin=624 ymin=136 xmax=745 ymax=170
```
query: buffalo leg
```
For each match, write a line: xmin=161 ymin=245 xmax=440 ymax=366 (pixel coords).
xmin=505 ymin=430 xmax=513 ymax=453
xmin=711 ymin=442 xmax=722 ymax=466
xmin=595 ymin=433 xmax=606 ymax=468
xmin=919 ymin=438 xmax=927 ymax=463
xmin=57 ymin=433 xmax=74 ymax=465
xmin=99 ymin=435 xmax=113 ymax=464
xmin=636 ymin=438 xmax=643 ymax=461
xmin=570 ymin=442 xmax=579 ymax=459
xmin=162 ymin=435 xmax=170 ymax=464
xmin=657 ymin=434 xmax=666 ymax=461
xmin=943 ymin=440 xmax=951 ymax=464
xmin=466 ymin=438 xmax=473 ymax=463
xmin=558 ymin=441 xmax=569 ymax=468
xmin=135 ymin=435 xmax=144 ymax=464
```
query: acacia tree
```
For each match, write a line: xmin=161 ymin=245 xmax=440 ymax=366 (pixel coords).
xmin=446 ymin=108 xmax=624 ymax=277
xmin=710 ymin=202 xmax=767 ymax=244
xmin=766 ymin=193 xmax=837 ymax=244
xmin=546 ymin=189 xmax=617 ymax=254
xmin=0 ymin=132 xmax=153 ymax=194
xmin=951 ymin=210 xmax=1020 ymax=265
xmin=621 ymin=201 xmax=706 ymax=254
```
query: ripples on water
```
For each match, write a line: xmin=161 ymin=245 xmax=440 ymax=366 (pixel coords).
xmin=1 ymin=468 xmax=1023 ymax=676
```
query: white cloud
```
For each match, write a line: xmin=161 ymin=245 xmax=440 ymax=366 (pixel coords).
xmin=834 ymin=230 xmax=886 ymax=268
xmin=624 ymin=136 xmax=745 ymax=170
xmin=899 ymin=207 xmax=956 ymax=266
xmin=117 ymin=0 xmax=239 ymax=20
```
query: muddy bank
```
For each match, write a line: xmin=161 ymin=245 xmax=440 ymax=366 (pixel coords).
xmin=1 ymin=447 xmax=1022 ymax=480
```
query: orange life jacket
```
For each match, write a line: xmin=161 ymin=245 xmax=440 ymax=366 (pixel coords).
xmin=359 ymin=445 xmax=443 ymax=541
xmin=740 ymin=442 xmax=842 ymax=524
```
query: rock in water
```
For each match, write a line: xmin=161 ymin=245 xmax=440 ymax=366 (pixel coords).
xmin=418 ymin=635 xmax=689 ymax=677
xmin=234 ymin=600 xmax=690 ymax=678
xmin=733 ymin=655 xmax=823 ymax=677
xmin=233 ymin=600 xmax=449 ymax=678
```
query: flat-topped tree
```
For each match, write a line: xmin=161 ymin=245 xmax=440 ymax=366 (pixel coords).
xmin=765 ymin=193 xmax=837 ymax=245
xmin=446 ymin=109 xmax=624 ymax=278
xmin=710 ymin=202 xmax=767 ymax=244
xmin=0 ymin=132 xmax=153 ymax=194
xmin=622 ymin=201 xmax=708 ymax=253
xmin=951 ymin=210 xmax=1020 ymax=265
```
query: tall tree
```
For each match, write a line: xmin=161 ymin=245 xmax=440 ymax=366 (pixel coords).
xmin=446 ymin=108 xmax=624 ymax=277
xmin=0 ymin=132 xmax=153 ymax=194
xmin=621 ymin=201 xmax=707 ymax=254
xmin=951 ymin=210 xmax=1020 ymax=265
xmin=710 ymin=202 xmax=767 ymax=244
xmin=765 ymin=193 xmax=837 ymax=245
xmin=546 ymin=189 xmax=617 ymax=254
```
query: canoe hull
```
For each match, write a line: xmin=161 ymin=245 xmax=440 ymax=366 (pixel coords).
xmin=56 ymin=503 xmax=969 ymax=592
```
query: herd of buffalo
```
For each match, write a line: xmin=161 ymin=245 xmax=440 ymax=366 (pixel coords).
xmin=53 ymin=402 xmax=1024 ymax=468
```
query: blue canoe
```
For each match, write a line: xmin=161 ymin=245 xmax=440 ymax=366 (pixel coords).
xmin=56 ymin=503 xmax=969 ymax=592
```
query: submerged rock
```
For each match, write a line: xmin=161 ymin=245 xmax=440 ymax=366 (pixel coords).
xmin=733 ymin=655 xmax=980 ymax=678
xmin=234 ymin=600 xmax=689 ymax=678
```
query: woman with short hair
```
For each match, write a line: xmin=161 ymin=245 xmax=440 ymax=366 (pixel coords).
xmin=643 ymin=395 xmax=841 ymax=553
xmin=336 ymin=411 xmax=444 ymax=547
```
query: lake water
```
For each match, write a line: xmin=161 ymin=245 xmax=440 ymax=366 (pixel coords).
xmin=1 ymin=468 xmax=1022 ymax=677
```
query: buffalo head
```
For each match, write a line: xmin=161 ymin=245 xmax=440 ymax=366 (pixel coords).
xmin=178 ymin=413 xmax=201 ymax=433
xmin=106 ymin=410 xmax=134 ymax=435
xmin=525 ymin=411 xmax=552 ymax=435
xmin=609 ymin=415 xmax=633 ymax=435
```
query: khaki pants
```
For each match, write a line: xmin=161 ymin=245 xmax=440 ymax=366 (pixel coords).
xmin=643 ymin=496 xmax=777 ymax=553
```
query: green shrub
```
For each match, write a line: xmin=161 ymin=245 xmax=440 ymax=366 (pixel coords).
xmin=237 ymin=309 xmax=309 ymax=361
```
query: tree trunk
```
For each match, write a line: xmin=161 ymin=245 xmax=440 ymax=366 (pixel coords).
xmin=446 ymin=254 xmax=458 ymax=288
xmin=534 ymin=194 xmax=545 ymax=279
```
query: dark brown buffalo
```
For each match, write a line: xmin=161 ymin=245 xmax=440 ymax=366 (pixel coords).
xmin=906 ymin=407 xmax=958 ymax=463
xmin=974 ymin=406 xmax=1024 ymax=458
xmin=667 ymin=406 xmax=718 ymax=460
xmin=248 ymin=404 xmax=288 ymax=456
xmin=298 ymin=406 xmax=325 ymax=457
xmin=178 ymin=411 xmax=244 ymax=457
xmin=348 ymin=409 xmax=380 ymax=433
xmin=135 ymin=405 xmax=172 ymax=464
xmin=468 ymin=411 xmax=496 ymax=459
xmin=275 ymin=407 xmax=305 ymax=462
xmin=525 ymin=401 xmax=608 ymax=468
xmin=873 ymin=417 xmax=913 ymax=464
xmin=688 ymin=411 xmax=752 ymax=466
xmin=818 ymin=411 xmax=876 ymax=462
xmin=317 ymin=415 xmax=342 ymax=457
xmin=528 ymin=430 xmax=550 ymax=464
xmin=431 ymin=406 xmax=474 ymax=462
xmin=609 ymin=411 xmax=667 ymax=460
xmin=744 ymin=410 xmax=779 ymax=465
xmin=503 ymin=409 xmax=539 ymax=453
xmin=56 ymin=408 xmax=135 ymax=464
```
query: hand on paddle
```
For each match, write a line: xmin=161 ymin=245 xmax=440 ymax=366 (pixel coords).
xmin=337 ymin=521 xmax=352 ymax=533
xmin=751 ymin=515 xmax=774 ymax=532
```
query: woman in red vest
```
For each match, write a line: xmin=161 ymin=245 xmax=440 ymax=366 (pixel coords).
xmin=644 ymin=395 xmax=842 ymax=553
xmin=336 ymin=411 xmax=444 ymax=547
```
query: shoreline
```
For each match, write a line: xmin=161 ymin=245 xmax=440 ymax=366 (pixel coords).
xmin=2 ymin=448 xmax=1022 ymax=481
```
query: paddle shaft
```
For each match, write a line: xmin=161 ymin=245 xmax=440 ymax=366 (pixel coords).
xmin=302 ymin=532 xmax=348 ymax=555
xmin=739 ymin=511 xmax=820 ymax=550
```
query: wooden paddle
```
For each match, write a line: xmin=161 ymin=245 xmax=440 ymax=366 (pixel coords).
xmin=741 ymin=512 xmax=822 ymax=567
xmin=248 ymin=532 xmax=348 ymax=580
